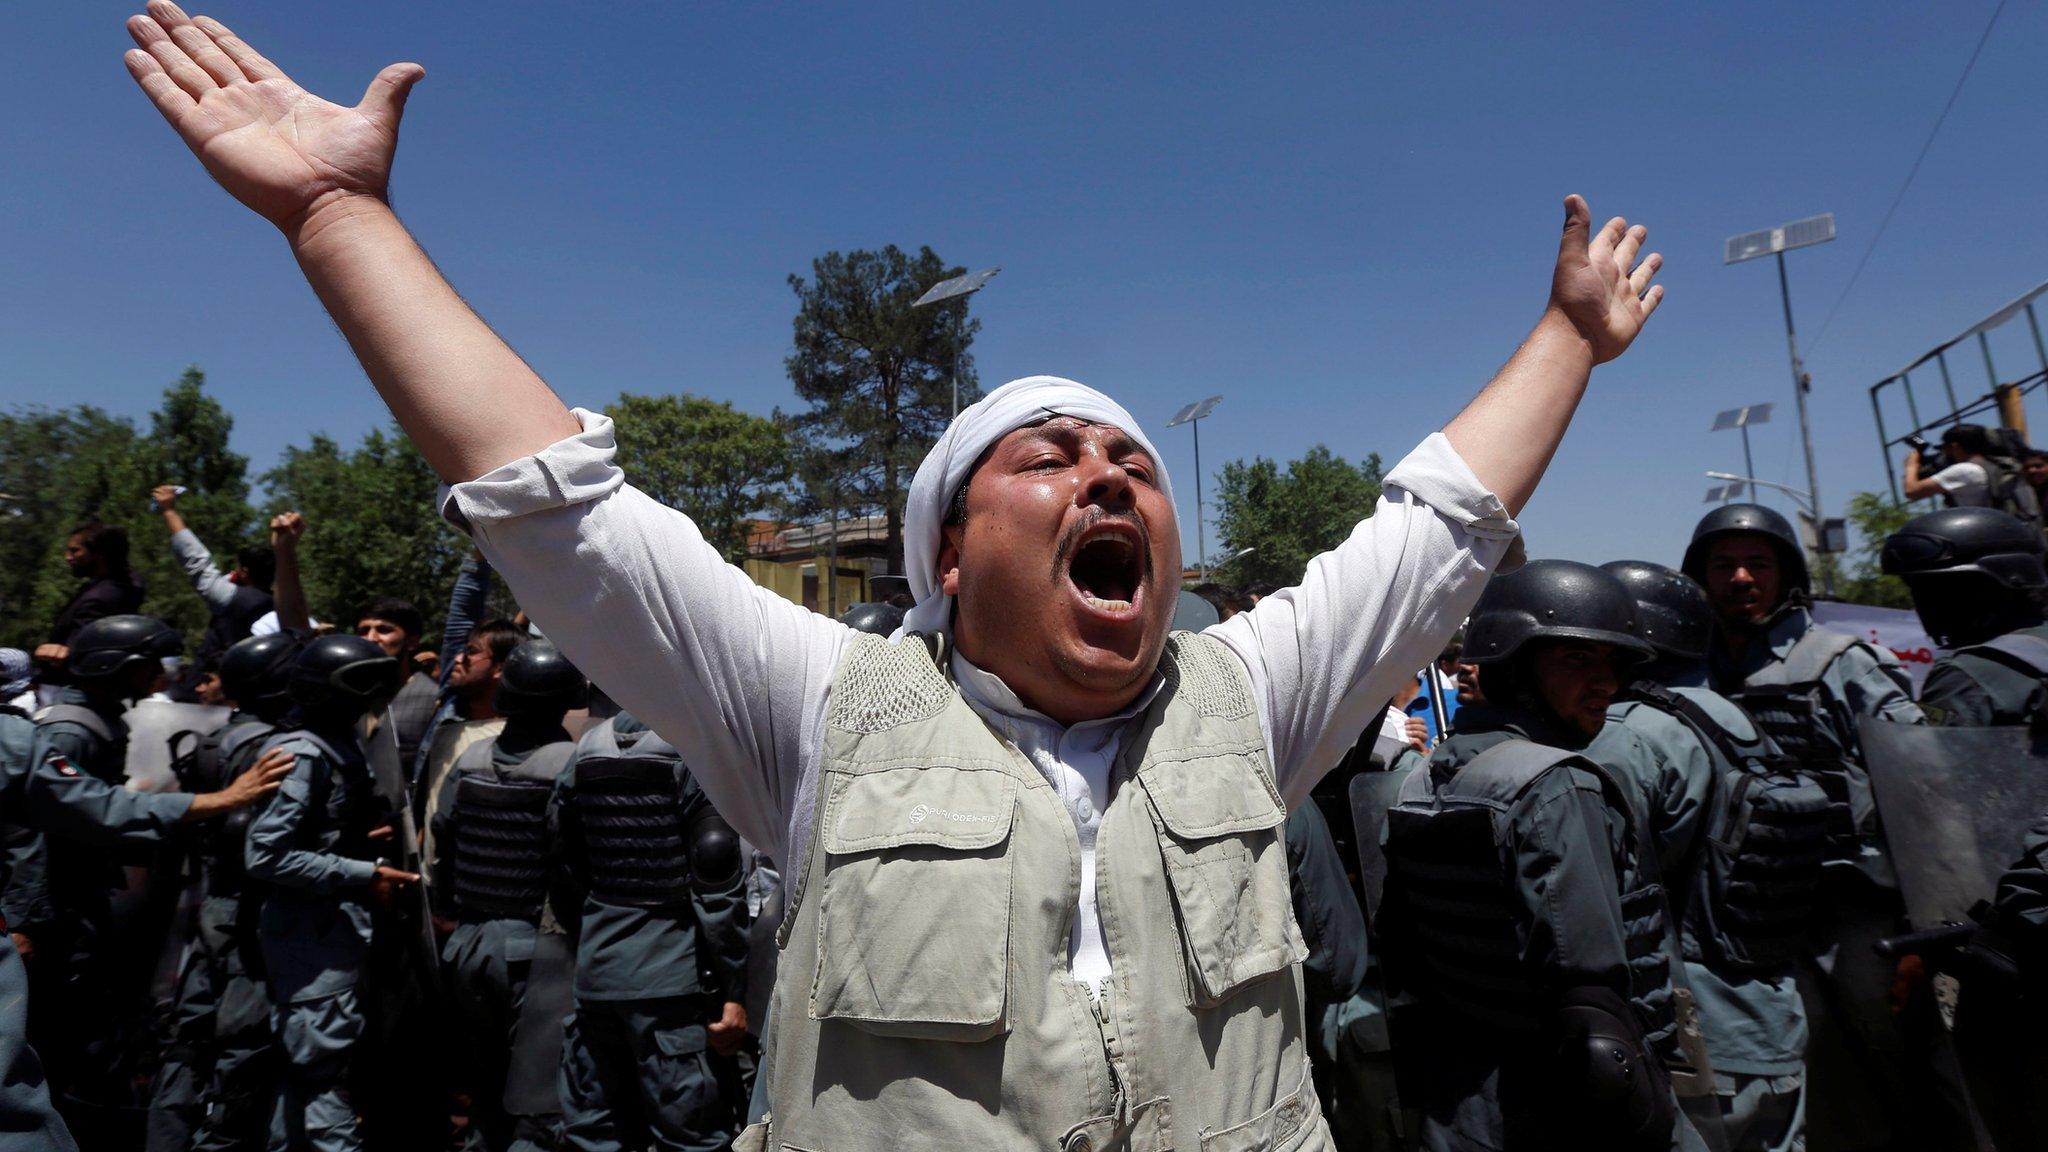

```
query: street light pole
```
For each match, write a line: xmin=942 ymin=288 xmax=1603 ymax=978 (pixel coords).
xmin=1167 ymin=395 xmax=1225 ymax=580
xmin=913 ymin=267 xmax=1001 ymax=418
xmin=1726 ymin=213 xmax=1836 ymax=595
xmin=1776 ymin=252 xmax=1825 ymax=544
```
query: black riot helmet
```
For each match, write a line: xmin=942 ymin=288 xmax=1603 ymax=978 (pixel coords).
xmin=1881 ymin=506 xmax=2048 ymax=647
xmin=1681 ymin=503 xmax=1809 ymax=601
xmin=219 ymin=633 xmax=300 ymax=713
xmin=837 ymin=602 xmax=905 ymax=637
xmin=493 ymin=640 xmax=589 ymax=718
xmin=1463 ymin=560 xmax=1658 ymax=666
xmin=1601 ymin=560 xmax=1713 ymax=664
xmin=67 ymin=615 xmax=182 ymax=687
xmin=288 ymin=634 xmax=401 ymax=715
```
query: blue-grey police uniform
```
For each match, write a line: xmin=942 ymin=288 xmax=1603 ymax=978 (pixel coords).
xmin=1916 ymin=622 xmax=2048 ymax=727
xmin=0 ymin=705 xmax=77 ymax=1152
xmin=552 ymin=714 xmax=748 ymax=1152
xmin=244 ymin=723 xmax=382 ymax=1152
xmin=1602 ymin=672 xmax=1810 ymax=1152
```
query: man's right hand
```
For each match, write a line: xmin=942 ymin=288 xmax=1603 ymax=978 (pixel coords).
xmin=368 ymin=865 xmax=421 ymax=908
xmin=270 ymin=511 xmax=306 ymax=549
xmin=151 ymin=484 xmax=181 ymax=512
xmin=123 ymin=2 xmax=423 ymax=237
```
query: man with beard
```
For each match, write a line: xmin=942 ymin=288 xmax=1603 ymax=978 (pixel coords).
xmin=37 ymin=524 xmax=146 ymax=683
xmin=1681 ymin=504 xmax=1932 ymax=1150
xmin=120 ymin=5 xmax=1664 ymax=1145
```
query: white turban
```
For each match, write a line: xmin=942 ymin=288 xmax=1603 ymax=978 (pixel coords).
xmin=897 ymin=375 xmax=1178 ymax=639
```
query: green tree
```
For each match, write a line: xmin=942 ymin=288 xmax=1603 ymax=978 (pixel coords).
xmin=606 ymin=393 xmax=790 ymax=563
xmin=786 ymin=246 xmax=981 ymax=573
xmin=1213 ymin=446 xmax=1384 ymax=588
xmin=1831 ymin=490 xmax=1917 ymax=609
xmin=262 ymin=425 xmax=467 ymax=637
xmin=0 ymin=368 xmax=259 ymax=651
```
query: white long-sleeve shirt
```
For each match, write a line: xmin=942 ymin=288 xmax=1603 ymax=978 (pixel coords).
xmin=443 ymin=409 xmax=1519 ymax=989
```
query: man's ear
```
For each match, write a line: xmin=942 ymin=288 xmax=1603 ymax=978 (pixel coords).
xmin=937 ymin=524 xmax=965 ymax=597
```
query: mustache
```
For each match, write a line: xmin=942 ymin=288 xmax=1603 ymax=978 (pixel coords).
xmin=1050 ymin=508 xmax=1153 ymax=583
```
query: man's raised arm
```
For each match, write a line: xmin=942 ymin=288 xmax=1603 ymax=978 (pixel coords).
xmin=1442 ymin=195 xmax=1664 ymax=516
xmin=123 ymin=2 xmax=576 ymax=483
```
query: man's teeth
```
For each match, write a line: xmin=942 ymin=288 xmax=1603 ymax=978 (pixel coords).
xmin=1082 ymin=592 xmax=1133 ymax=612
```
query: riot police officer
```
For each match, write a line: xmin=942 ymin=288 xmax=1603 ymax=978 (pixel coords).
xmin=17 ymin=616 xmax=287 ymax=1137
xmin=1880 ymin=505 xmax=2048 ymax=726
xmin=1682 ymin=504 xmax=1928 ymax=1150
xmin=554 ymin=710 xmax=749 ymax=1152
xmin=244 ymin=634 xmax=415 ymax=1152
xmin=1380 ymin=560 xmax=1689 ymax=1151
xmin=1600 ymin=561 xmax=1830 ymax=1151
xmin=150 ymin=632 xmax=301 ymax=1152
xmin=429 ymin=639 xmax=587 ymax=1151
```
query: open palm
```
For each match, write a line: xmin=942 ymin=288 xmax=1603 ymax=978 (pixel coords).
xmin=1549 ymin=195 xmax=1664 ymax=365
xmin=124 ymin=2 xmax=422 ymax=232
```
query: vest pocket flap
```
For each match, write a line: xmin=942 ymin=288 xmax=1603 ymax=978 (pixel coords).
xmin=824 ymin=765 xmax=1017 ymax=853
xmin=1141 ymin=754 xmax=1286 ymax=840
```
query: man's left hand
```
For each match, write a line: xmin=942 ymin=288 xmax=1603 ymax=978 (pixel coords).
xmin=1546 ymin=194 xmax=1664 ymax=365
xmin=708 ymin=1000 xmax=748 ymax=1055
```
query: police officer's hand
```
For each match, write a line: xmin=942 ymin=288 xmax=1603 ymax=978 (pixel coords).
xmin=368 ymin=865 xmax=420 ymax=907
xmin=269 ymin=511 xmax=306 ymax=549
xmin=122 ymin=3 xmax=424 ymax=235
xmin=33 ymin=643 xmax=67 ymax=668
xmin=186 ymin=748 xmax=294 ymax=820
xmin=1546 ymin=195 xmax=1664 ymax=365
xmin=1404 ymin=715 xmax=1431 ymax=754
xmin=9 ymin=932 xmax=32 ymax=962
xmin=707 ymin=1001 xmax=748 ymax=1056
xmin=151 ymin=484 xmax=181 ymax=511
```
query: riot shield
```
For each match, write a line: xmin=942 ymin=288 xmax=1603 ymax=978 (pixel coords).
xmin=503 ymin=928 xmax=575 ymax=1116
xmin=1348 ymin=766 xmax=1417 ymax=925
xmin=1857 ymin=717 xmax=2048 ymax=929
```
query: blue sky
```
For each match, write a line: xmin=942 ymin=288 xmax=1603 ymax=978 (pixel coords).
xmin=7 ymin=2 xmax=2046 ymax=569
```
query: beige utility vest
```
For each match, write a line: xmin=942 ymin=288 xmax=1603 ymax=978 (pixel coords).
xmin=751 ymin=631 xmax=1330 ymax=1152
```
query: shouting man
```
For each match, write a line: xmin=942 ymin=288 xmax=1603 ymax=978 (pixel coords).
xmin=121 ymin=5 xmax=1663 ymax=1148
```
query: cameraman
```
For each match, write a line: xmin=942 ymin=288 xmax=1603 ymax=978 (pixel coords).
xmin=1904 ymin=424 xmax=1999 ymax=506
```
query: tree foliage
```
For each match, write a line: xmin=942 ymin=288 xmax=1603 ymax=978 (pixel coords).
xmin=0 ymin=368 xmax=260 ymax=651
xmin=1213 ymin=446 xmax=1384 ymax=588
xmin=261 ymin=425 xmax=467 ymax=637
xmin=606 ymin=393 xmax=790 ymax=563
xmin=1830 ymin=490 xmax=1916 ymax=609
xmin=785 ymin=246 xmax=981 ymax=573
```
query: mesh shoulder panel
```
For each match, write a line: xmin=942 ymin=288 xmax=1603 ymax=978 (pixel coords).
xmin=827 ymin=633 xmax=957 ymax=735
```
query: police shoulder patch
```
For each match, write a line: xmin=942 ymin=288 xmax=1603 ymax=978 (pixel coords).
xmin=49 ymin=755 xmax=78 ymax=778
xmin=1920 ymin=704 xmax=1950 ymax=728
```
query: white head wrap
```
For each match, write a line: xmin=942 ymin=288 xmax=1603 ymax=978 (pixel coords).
xmin=897 ymin=375 xmax=1178 ymax=639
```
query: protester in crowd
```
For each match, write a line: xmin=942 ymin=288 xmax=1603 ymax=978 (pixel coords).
xmin=2023 ymin=448 xmax=2048 ymax=518
xmin=262 ymin=510 xmax=319 ymax=636
xmin=411 ymin=550 xmax=504 ymax=784
xmin=152 ymin=484 xmax=276 ymax=664
xmin=351 ymin=596 xmax=436 ymax=770
xmin=414 ymin=618 xmax=523 ymax=847
xmin=38 ymin=523 xmax=145 ymax=679
xmin=1189 ymin=581 xmax=1249 ymax=621
xmin=122 ymin=7 xmax=1661 ymax=1145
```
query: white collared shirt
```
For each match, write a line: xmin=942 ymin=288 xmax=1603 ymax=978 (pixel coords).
xmin=443 ymin=410 xmax=1520 ymax=989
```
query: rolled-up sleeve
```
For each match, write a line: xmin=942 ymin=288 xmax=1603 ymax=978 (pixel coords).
xmin=439 ymin=409 xmax=846 ymax=862
xmin=1209 ymin=432 xmax=1519 ymax=803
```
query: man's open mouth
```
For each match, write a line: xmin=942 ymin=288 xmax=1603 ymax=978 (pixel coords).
xmin=1066 ymin=522 xmax=1147 ymax=619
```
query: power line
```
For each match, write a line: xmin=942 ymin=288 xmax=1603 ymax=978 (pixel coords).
xmin=1808 ymin=0 xmax=2007 ymax=354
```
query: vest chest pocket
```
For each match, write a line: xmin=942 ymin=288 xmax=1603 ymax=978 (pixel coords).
xmin=1142 ymin=754 xmax=1308 ymax=1007
xmin=810 ymin=763 xmax=1018 ymax=1041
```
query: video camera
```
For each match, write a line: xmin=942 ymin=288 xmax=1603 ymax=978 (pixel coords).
xmin=1902 ymin=434 xmax=1944 ymax=475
